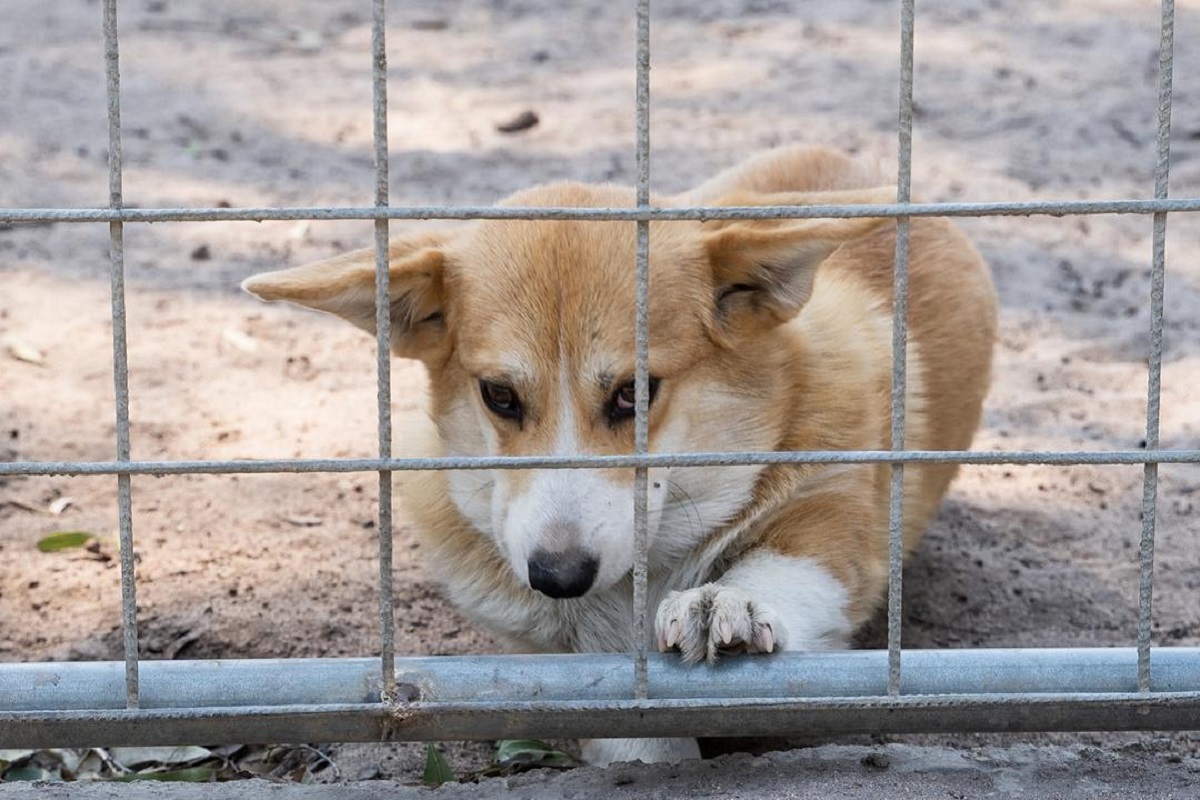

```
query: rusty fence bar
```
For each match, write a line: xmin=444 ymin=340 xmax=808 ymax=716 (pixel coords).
xmin=1 ymin=0 xmax=1199 ymax=751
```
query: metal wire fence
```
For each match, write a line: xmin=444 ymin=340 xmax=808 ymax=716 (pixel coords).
xmin=2 ymin=0 xmax=1199 ymax=749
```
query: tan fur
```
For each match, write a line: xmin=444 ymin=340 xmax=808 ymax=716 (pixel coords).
xmin=243 ymin=145 xmax=997 ymax=757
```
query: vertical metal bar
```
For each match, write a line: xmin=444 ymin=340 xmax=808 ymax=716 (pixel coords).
xmin=103 ymin=0 xmax=139 ymax=709
xmin=1138 ymin=0 xmax=1174 ymax=694
xmin=371 ymin=0 xmax=396 ymax=700
xmin=632 ymin=0 xmax=652 ymax=701
xmin=887 ymin=0 xmax=916 ymax=697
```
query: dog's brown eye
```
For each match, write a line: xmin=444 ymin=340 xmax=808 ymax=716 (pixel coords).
xmin=615 ymin=384 xmax=636 ymax=411
xmin=480 ymin=380 xmax=521 ymax=421
xmin=610 ymin=377 xmax=659 ymax=423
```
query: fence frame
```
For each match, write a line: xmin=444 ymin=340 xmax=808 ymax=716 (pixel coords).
xmin=2 ymin=0 xmax=1199 ymax=748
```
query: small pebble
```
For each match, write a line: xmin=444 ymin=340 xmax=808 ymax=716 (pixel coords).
xmin=497 ymin=110 xmax=540 ymax=134
xmin=861 ymin=752 xmax=890 ymax=770
xmin=612 ymin=770 xmax=636 ymax=786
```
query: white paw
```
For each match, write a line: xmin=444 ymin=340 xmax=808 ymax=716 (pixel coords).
xmin=581 ymin=737 xmax=700 ymax=766
xmin=655 ymin=583 xmax=787 ymax=664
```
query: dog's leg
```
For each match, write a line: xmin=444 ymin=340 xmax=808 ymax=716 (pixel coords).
xmin=581 ymin=736 xmax=701 ymax=767
xmin=656 ymin=549 xmax=852 ymax=664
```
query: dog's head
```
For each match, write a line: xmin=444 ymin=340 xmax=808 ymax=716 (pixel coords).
xmin=243 ymin=183 xmax=890 ymax=599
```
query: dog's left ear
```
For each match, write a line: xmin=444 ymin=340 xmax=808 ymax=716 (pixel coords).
xmin=703 ymin=188 xmax=894 ymax=333
xmin=241 ymin=229 xmax=454 ymax=361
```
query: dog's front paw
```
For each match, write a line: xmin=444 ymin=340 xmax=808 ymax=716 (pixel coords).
xmin=655 ymin=583 xmax=786 ymax=664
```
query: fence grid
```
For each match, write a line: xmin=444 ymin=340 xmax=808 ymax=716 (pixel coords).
xmin=2 ymin=0 xmax=1199 ymax=748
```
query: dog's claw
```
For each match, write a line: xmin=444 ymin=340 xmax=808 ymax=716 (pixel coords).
xmin=654 ymin=584 xmax=787 ymax=663
xmin=717 ymin=617 xmax=734 ymax=645
xmin=665 ymin=619 xmax=683 ymax=650
xmin=756 ymin=623 xmax=775 ymax=654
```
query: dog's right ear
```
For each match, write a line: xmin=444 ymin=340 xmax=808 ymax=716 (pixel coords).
xmin=241 ymin=231 xmax=452 ymax=361
xmin=702 ymin=187 xmax=894 ymax=337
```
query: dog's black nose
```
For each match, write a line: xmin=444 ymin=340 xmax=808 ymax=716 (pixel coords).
xmin=527 ymin=548 xmax=599 ymax=599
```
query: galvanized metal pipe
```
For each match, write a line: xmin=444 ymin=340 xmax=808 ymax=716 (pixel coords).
xmin=5 ymin=649 xmax=1200 ymax=711
xmin=5 ymin=694 xmax=1200 ymax=751
xmin=3 ymin=651 xmax=1200 ymax=748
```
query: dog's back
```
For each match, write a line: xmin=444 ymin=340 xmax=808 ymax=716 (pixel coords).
xmin=678 ymin=147 xmax=996 ymax=627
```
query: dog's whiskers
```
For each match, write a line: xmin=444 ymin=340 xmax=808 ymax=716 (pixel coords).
xmin=462 ymin=476 xmax=496 ymax=508
xmin=665 ymin=479 xmax=705 ymax=538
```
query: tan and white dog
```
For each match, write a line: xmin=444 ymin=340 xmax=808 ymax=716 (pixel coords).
xmin=243 ymin=146 xmax=997 ymax=766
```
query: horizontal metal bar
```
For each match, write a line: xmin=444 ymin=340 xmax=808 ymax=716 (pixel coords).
xmin=6 ymin=695 xmax=1200 ymax=749
xmin=3 ymin=651 xmax=1200 ymax=747
xmin=5 ymin=650 xmax=1199 ymax=713
xmin=4 ymin=448 xmax=1200 ymax=478
xmin=1 ymin=658 xmax=382 ymax=712
xmin=2 ymin=197 xmax=1200 ymax=226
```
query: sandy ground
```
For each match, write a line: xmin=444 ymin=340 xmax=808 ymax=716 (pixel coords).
xmin=3 ymin=744 xmax=1200 ymax=799
xmin=2 ymin=0 xmax=1200 ymax=785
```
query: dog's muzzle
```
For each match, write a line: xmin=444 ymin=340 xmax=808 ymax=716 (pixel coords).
xmin=527 ymin=547 xmax=599 ymax=599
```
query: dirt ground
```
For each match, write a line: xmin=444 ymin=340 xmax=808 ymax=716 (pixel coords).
xmin=2 ymin=0 xmax=1200 ymax=785
xmin=4 ymin=744 xmax=1200 ymax=799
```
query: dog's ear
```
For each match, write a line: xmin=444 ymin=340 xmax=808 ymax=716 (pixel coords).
xmin=241 ymin=231 xmax=452 ymax=361
xmin=703 ymin=188 xmax=894 ymax=334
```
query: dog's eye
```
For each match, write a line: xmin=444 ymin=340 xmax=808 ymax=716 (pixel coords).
xmin=480 ymin=380 xmax=522 ymax=421
xmin=610 ymin=377 xmax=660 ymax=422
